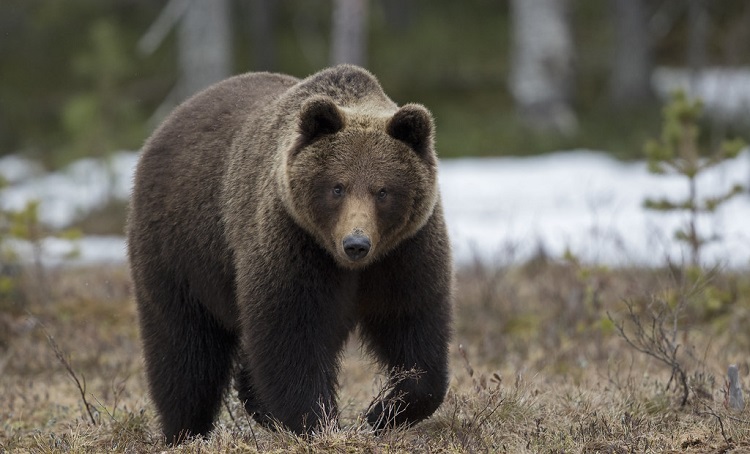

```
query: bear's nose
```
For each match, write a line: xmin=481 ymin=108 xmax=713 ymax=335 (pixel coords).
xmin=343 ymin=234 xmax=371 ymax=261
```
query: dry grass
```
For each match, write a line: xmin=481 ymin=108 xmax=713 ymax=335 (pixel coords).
xmin=1 ymin=259 xmax=750 ymax=453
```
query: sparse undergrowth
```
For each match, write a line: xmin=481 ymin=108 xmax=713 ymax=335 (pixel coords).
xmin=1 ymin=261 xmax=749 ymax=453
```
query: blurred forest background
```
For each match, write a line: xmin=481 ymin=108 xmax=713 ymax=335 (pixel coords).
xmin=2 ymin=0 xmax=750 ymax=168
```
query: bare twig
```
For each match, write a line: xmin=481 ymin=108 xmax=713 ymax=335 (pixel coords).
xmin=724 ymin=414 xmax=750 ymax=424
xmin=110 ymin=371 xmax=129 ymax=421
xmin=248 ymin=419 xmax=260 ymax=451
xmin=608 ymin=299 xmax=690 ymax=406
xmin=602 ymin=355 xmax=636 ymax=396
xmin=458 ymin=344 xmax=474 ymax=378
xmin=471 ymin=387 xmax=506 ymax=430
xmin=237 ymin=396 xmax=260 ymax=451
xmin=43 ymin=326 xmax=98 ymax=425
xmin=224 ymin=396 xmax=241 ymax=431
xmin=607 ymin=273 xmax=714 ymax=407
xmin=698 ymin=402 xmax=732 ymax=446
xmin=365 ymin=367 xmax=422 ymax=431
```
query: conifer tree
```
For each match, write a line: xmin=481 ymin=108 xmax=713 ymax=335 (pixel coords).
xmin=644 ymin=91 xmax=745 ymax=266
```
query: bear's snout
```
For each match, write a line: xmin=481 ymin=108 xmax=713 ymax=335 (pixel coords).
xmin=343 ymin=234 xmax=371 ymax=261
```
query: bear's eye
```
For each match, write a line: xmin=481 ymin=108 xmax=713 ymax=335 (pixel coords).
xmin=377 ymin=188 xmax=387 ymax=200
xmin=332 ymin=184 xmax=344 ymax=197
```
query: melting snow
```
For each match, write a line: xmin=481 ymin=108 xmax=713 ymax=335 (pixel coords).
xmin=1 ymin=150 xmax=749 ymax=268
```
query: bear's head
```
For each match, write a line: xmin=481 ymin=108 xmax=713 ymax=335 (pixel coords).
xmin=279 ymin=96 xmax=439 ymax=269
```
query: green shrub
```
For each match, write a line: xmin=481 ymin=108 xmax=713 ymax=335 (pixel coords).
xmin=0 ymin=178 xmax=80 ymax=311
xmin=643 ymin=91 xmax=746 ymax=267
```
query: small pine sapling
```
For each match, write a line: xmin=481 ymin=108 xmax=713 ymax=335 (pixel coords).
xmin=0 ymin=175 xmax=17 ymax=305
xmin=0 ymin=178 xmax=81 ymax=308
xmin=643 ymin=91 xmax=746 ymax=267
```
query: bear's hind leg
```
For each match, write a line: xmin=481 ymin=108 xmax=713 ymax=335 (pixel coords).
xmin=138 ymin=285 xmax=237 ymax=444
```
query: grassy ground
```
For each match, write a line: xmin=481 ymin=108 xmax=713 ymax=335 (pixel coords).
xmin=1 ymin=259 xmax=750 ymax=453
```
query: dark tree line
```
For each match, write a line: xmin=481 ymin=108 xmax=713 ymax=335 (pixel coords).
xmin=509 ymin=0 xmax=738 ymax=134
xmin=1 ymin=0 xmax=748 ymax=161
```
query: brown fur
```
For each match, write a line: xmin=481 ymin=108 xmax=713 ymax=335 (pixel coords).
xmin=128 ymin=65 xmax=453 ymax=443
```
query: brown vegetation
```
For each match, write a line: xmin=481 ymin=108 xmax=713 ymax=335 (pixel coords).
xmin=1 ymin=259 xmax=749 ymax=452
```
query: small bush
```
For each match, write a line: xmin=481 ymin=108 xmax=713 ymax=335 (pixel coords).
xmin=643 ymin=91 xmax=746 ymax=267
xmin=0 ymin=178 xmax=80 ymax=311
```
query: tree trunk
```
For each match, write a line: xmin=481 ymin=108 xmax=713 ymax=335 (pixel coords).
xmin=178 ymin=0 xmax=232 ymax=100
xmin=687 ymin=0 xmax=709 ymax=73
xmin=727 ymin=364 xmax=745 ymax=411
xmin=509 ymin=0 xmax=577 ymax=135
xmin=250 ymin=0 xmax=277 ymax=71
xmin=609 ymin=0 xmax=653 ymax=107
xmin=331 ymin=0 xmax=368 ymax=67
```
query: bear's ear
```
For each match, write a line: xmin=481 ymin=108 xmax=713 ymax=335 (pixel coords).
xmin=297 ymin=96 xmax=344 ymax=149
xmin=386 ymin=104 xmax=435 ymax=157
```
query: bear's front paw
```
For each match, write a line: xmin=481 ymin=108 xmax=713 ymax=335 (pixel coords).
xmin=252 ymin=411 xmax=279 ymax=432
xmin=366 ymin=400 xmax=410 ymax=434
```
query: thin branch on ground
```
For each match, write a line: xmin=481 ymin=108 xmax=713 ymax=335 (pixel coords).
xmin=42 ymin=324 xmax=98 ymax=425
xmin=223 ymin=395 xmax=240 ymax=431
xmin=697 ymin=402 xmax=732 ymax=446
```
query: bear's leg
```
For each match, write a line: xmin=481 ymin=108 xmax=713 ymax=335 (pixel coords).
xmin=240 ymin=305 xmax=350 ymax=434
xmin=235 ymin=359 xmax=276 ymax=430
xmin=236 ymin=250 xmax=355 ymax=434
xmin=356 ymin=210 xmax=453 ymax=432
xmin=360 ymin=308 xmax=451 ymax=432
xmin=137 ymin=284 xmax=237 ymax=444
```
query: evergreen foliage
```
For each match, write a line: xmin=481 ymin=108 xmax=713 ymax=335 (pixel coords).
xmin=643 ymin=91 xmax=746 ymax=266
xmin=0 ymin=179 xmax=80 ymax=310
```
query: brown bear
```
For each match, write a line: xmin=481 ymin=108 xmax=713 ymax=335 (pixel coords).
xmin=127 ymin=64 xmax=453 ymax=443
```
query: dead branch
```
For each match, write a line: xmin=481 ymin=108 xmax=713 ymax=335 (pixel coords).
xmin=43 ymin=326 xmax=98 ymax=425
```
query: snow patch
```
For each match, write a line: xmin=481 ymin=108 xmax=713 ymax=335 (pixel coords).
xmin=1 ymin=150 xmax=749 ymax=268
xmin=652 ymin=66 xmax=750 ymax=121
